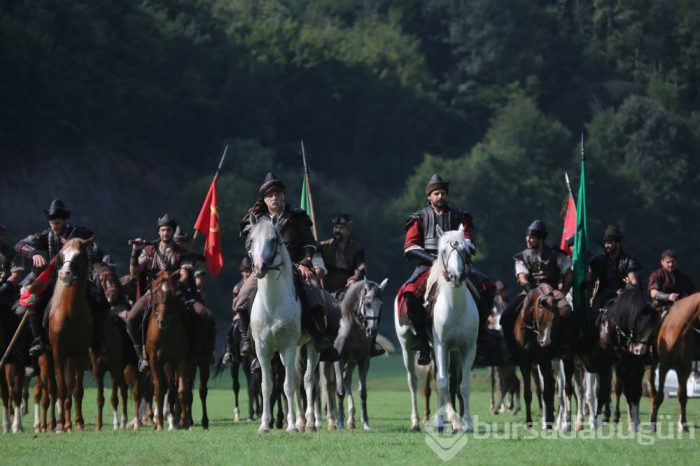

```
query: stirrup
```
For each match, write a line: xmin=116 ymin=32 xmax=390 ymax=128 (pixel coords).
xmin=138 ymin=357 xmax=150 ymax=373
xmin=222 ymin=351 xmax=234 ymax=365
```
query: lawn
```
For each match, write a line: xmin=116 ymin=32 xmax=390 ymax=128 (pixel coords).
xmin=1 ymin=355 xmax=697 ymax=465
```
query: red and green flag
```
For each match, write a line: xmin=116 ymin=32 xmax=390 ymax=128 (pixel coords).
xmin=572 ymin=139 xmax=589 ymax=313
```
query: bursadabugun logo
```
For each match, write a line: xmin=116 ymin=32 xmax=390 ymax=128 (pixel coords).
xmin=424 ymin=405 xmax=469 ymax=461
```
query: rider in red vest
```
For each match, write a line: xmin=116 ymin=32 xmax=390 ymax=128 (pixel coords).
xmin=397 ymin=174 xmax=475 ymax=365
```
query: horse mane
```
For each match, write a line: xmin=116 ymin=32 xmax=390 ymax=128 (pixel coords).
xmin=611 ymin=286 xmax=657 ymax=331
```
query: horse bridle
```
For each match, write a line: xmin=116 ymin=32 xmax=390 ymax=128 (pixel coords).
xmin=607 ymin=313 xmax=654 ymax=354
xmin=255 ymin=233 xmax=283 ymax=279
xmin=58 ymin=253 xmax=88 ymax=282
xmin=441 ymin=240 xmax=470 ymax=283
xmin=352 ymin=287 xmax=381 ymax=328
xmin=522 ymin=291 xmax=557 ymax=336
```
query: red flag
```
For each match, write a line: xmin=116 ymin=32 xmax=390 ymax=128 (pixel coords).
xmin=19 ymin=258 xmax=58 ymax=307
xmin=560 ymin=193 xmax=577 ymax=255
xmin=194 ymin=176 xmax=223 ymax=277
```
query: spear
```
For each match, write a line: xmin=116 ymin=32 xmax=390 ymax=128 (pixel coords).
xmin=193 ymin=145 xmax=228 ymax=241
xmin=300 ymin=140 xmax=319 ymax=241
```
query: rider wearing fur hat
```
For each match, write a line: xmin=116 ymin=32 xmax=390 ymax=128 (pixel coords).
xmin=397 ymin=174 xmax=477 ymax=365
xmin=234 ymin=173 xmax=340 ymax=368
xmin=499 ymin=219 xmax=573 ymax=361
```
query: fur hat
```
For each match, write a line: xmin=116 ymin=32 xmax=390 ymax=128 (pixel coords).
xmin=425 ymin=174 xmax=449 ymax=195
xmin=259 ymin=173 xmax=285 ymax=196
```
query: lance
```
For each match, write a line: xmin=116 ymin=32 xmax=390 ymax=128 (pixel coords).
xmin=193 ymin=145 xmax=228 ymax=241
xmin=0 ymin=311 xmax=29 ymax=369
xmin=300 ymin=140 xmax=319 ymax=241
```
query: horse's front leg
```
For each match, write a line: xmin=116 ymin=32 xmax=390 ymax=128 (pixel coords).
xmin=358 ymin=357 xmax=371 ymax=431
xmin=231 ymin=363 xmax=241 ymax=421
xmin=257 ymin=347 xmax=273 ymax=433
xmin=621 ymin=363 xmax=644 ymax=432
xmin=433 ymin=342 xmax=450 ymax=433
xmin=538 ymin=360 xmax=555 ymax=429
xmin=279 ymin=345 xmax=299 ymax=433
xmin=399 ymin=334 xmax=421 ymax=432
xmin=73 ymin=360 xmax=85 ymax=431
xmin=199 ymin=362 xmax=210 ymax=429
xmin=459 ymin=346 xmax=477 ymax=433
xmin=319 ymin=362 xmax=337 ymax=430
xmin=176 ymin=362 xmax=192 ymax=430
xmin=152 ymin=365 xmax=166 ymax=432
xmin=343 ymin=361 xmax=356 ymax=429
xmin=519 ymin=362 xmax=533 ymax=428
xmin=303 ymin=344 xmax=319 ymax=432
xmin=94 ymin=363 xmax=105 ymax=432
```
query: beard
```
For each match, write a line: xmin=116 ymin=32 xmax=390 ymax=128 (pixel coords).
xmin=333 ymin=232 xmax=345 ymax=242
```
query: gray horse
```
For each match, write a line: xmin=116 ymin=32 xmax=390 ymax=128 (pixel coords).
xmin=334 ymin=278 xmax=388 ymax=430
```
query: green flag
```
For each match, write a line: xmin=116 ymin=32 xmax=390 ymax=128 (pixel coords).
xmin=572 ymin=142 xmax=588 ymax=313
xmin=300 ymin=173 xmax=318 ymax=240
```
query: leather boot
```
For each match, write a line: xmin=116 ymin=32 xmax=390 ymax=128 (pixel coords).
xmin=306 ymin=305 xmax=340 ymax=362
xmin=135 ymin=345 xmax=149 ymax=372
xmin=369 ymin=336 xmax=385 ymax=357
xmin=405 ymin=293 xmax=430 ymax=365
xmin=237 ymin=309 xmax=252 ymax=357
xmin=27 ymin=308 xmax=45 ymax=357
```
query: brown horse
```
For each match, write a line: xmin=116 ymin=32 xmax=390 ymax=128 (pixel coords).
xmin=48 ymin=238 xmax=93 ymax=432
xmin=146 ymin=271 xmax=192 ymax=431
xmin=0 ymin=315 xmax=26 ymax=433
xmin=650 ymin=292 xmax=700 ymax=431
xmin=513 ymin=283 xmax=573 ymax=429
xmin=34 ymin=352 xmax=56 ymax=432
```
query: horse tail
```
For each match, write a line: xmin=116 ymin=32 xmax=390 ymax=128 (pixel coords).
xmin=375 ymin=334 xmax=395 ymax=354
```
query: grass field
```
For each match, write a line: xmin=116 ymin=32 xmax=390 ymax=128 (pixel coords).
xmin=1 ymin=355 xmax=698 ymax=465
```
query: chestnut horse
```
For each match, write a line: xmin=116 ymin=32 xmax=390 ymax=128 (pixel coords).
xmin=651 ymin=292 xmax=700 ymax=431
xmin=49 ymin=238 xmax=93 ymax=432
xmin=513 ymin=283 xmax=574 ymax=429
xmin=0 ymin=313 xmax=26 ymax=433
xmin=145 ymin=271 xmax=192 ymax=431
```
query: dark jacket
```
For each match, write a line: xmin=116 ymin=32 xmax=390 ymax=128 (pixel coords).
xmin=319 ymin=238 xmax=365 ymax=293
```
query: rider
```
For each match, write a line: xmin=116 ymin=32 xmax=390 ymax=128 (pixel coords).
xmin=397 ymin=174 xmax=476 ymax=366
xmin=499 ymin=220 xmax=573 ymax=360
xmin=14 ymin=199 xmax=106 ymax=357
xmin=234 ymin=173 xmax=341 ymax=364
xmin=223 ymin=257 xmax=253 ymax=365
xmin=647 ymin=249 xmax=696 ymax=317
xmin=318 ymin=213 xmax=385 ymax=357
xmin=126 ymin=213 xmax=192 ymax=372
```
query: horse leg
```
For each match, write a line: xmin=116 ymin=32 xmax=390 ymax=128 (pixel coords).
xmin=519 ymin=362 xmax=533 ymax=428
xmin=22 ymin=375 xmax=30 ymax=416
xmin=612 ymin=373 xmax=622 ymax=424
xmin=152 ymin=365 xmax=166 ymax=431
xmin=489 ymin=366 xmax=496 ymax=413
xmin=651 ymin=361 xmax=668 ymax=429
xmin=572 ymin=361 xmax=585 ymax=431
xmin=1 ymin=367 xmax=9 ymax=433
xmin=257 ymin=348 xmax=273 ymax=433
xmin=110 ymin=369 xmax=121 ymax=430
xmin=303 ymin=345 xmax=319 ymax=432
xmin=433 ymin=343 xmax=451 ymax=433
xmin=596 ymin=361 xmax=612 ymax=423
xmin=10 ymin=367 xmax=24 ymax=433
xmin=459 ymin=346 xmax=477 ymax=433
xmin=95 ymin=363 xmax=105 ymax=431
xmin=422 ymin=366 xmax=431 ymax=422
xmin=538 ymin=360 xmax=555 ymax=429
xmin=177 ymin=363 xmax=192 ymax=430
xmin=199 ymin=362 xmax=209 ymax=429
xmin=33 ymin=378 xmax=42 ymax=433
xmin=399 ymin=340 xmax=422 ymax=432
xmin=231 ymin=362 xmax=241 ymax=421
xmin=335 ymin=361 xmax=346 ymax=429
xmin=676 ymin=364 xmax=692 ymax=432
xmin=357 ymin=358 xmax=371 ymax=431
xmin=585 ymin=370 xmax=599 ymax=430
xmin=559 ymin=358 xmax=574 ymax=432
xmin=621 ymin=364 xmax=643 ymax=432
xmin=73 ymin=359 xmax=85 ymax=431
xmin=279 ymin=346 xmax=299 ymax=433
xmin=320 ymin=362 xmax=337 ymax=430
xmin=344 ymin=361 xmax=356 ymax=430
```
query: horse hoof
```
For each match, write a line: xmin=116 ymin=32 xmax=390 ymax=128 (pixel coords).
xmin=348 ymin=421 xmax=355 ymax=430
xmin=286 ymin=426 xmax=297 ymax=433
xmin=305 ymin=424 xmax=316 ymax=433
xmin=363 ymin=424 xmax=371 ymax=431
xmin=410 ymin=424 xmax=421 ymax=433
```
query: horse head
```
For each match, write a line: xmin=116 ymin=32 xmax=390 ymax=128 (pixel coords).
xmin=150 ymin=271 xmax=178 ymax=330
xmin=249 ymin=221 xmax=284 ymax=279
xmin=609 ymin=287 xmax=659 ymax=356
xmin=352 ymin=278 xmax=388 ymax=337
xmin=437 ymin=225 xmax=474 ymax=287
xmin=57 ymin=238 xmax=92 ymax=287
xmin=524 ymin=284 xmax=559 ymax=348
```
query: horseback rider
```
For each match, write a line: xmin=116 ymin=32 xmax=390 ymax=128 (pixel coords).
xmin=223 ymin=257 xmax=253 ymax=365
xmin=14 ymin=199 xmax=107 ymax=357
xmin=233 ymin=173 xmax=341 ymax=365
xmin=397 ymin=174 xmax=476 ymax=366
xmin=647 ymin=249 xmax=696 ymax=317
xmin=318 ymin=213 xmax=386 ymax=357
xmin=499 ymin=220 xmax=573 ymax=360
xmin=589 ymin=225 xmax=641 ymax=312
xmin=126 ymin=213 xmax=194 ymax=372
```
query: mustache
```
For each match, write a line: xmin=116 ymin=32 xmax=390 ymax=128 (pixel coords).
xmin=333 ymin=232 xmax=344 ymax=241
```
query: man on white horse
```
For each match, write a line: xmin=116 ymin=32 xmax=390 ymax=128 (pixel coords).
xmin=234 ymin=173 xmax=340 ymax=370
xmin=396 ymin=174 xmax=476 ymax=365
xmin=499 ymin=219 xmax=573 ymax=361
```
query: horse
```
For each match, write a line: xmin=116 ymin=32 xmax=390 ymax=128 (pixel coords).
xmin=186 ymin=300 xmax=216 ymax=430
xmin=248 ymin=220 xmax=316 ymax=433
xmin=513 ymin=283 xmax=574 ymax=429
xmin=595 ymin=286 xmax=659 ymax=432
xmin=145 ymin=271 xmax=192 ymax=431
xmin=333 ymin=278 xmax=388 ymax=430
xmin=651 ymin=292 xmax=700 ymax=431
xmin=48 ymin=238 xmax=94 ymax=432
xmin=0 ymin=313 xmax=26 ymax=433
xmin=90 ymin=263 xmax=129 ymax=430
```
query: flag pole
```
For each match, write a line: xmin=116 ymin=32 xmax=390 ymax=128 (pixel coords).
xmin=301 ymin=140 xmax=319 ymax=241
xmin=193 ymin=145 xmax=228 ymax=240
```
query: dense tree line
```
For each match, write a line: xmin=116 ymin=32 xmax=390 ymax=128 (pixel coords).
xmin=1 ymin=1 xmax=699 ymax=327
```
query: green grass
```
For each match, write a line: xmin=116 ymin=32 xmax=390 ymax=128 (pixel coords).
xmin=1 ymin=356 xmax=698 ymax=465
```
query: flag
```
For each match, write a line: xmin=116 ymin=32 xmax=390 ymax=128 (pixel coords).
xmin=572 ymin=153 xmax=588 ymax=313
xmin=19 ymin=258 xmax=58 ymax=307
xmin=194 ymin=176 xmax=223 ymax=277
xmin=560 ymin=191 xmax=577 ymax=255
xmin=300 ymin=173 xmax=318 ymax=241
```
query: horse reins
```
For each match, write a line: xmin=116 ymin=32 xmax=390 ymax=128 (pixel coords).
xmin=352 ymin=287 xmax=381 ymax=328
xmin=441 ymin=240 xmax=469 ymax=283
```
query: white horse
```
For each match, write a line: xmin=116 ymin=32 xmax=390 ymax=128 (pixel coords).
xmin=248 ymin=220 xmax=319 ymax=433
xmin=395 ymin=225 xmax=479 ymax=432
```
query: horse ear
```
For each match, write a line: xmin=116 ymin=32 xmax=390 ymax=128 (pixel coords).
xmin=378 ymin=278 xmax=388 ymax=292
xmin=458 ymin=224 xmax=464 ymax=233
